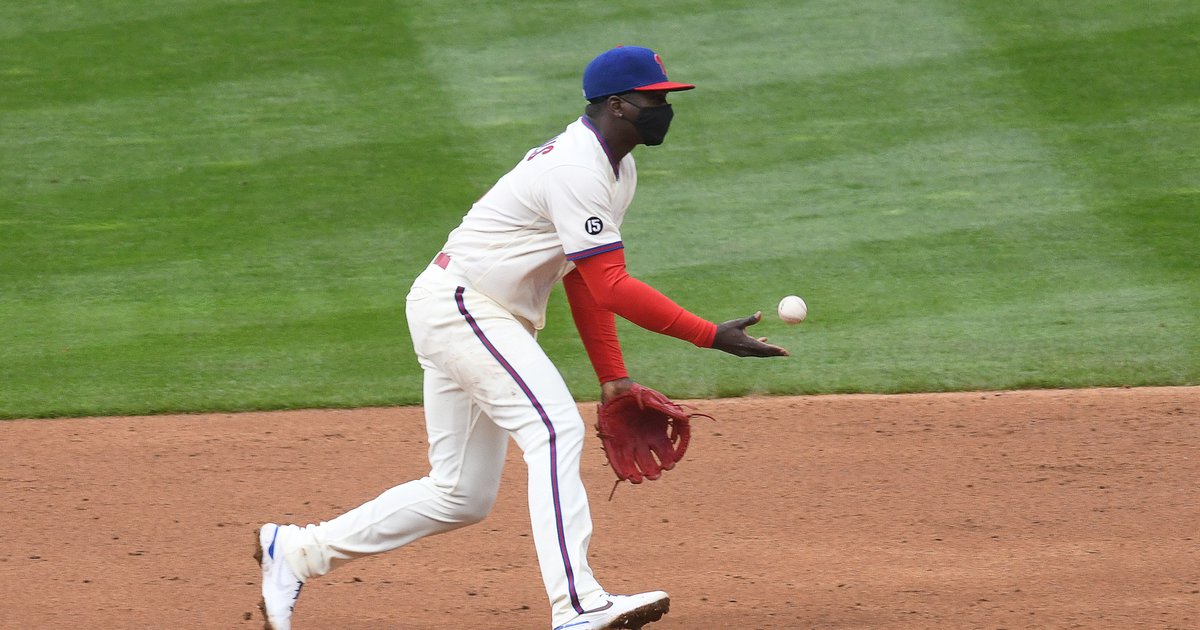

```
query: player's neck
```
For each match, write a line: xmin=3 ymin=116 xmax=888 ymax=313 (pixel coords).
xmin=584 ymin=113 xmax=639 ymax=162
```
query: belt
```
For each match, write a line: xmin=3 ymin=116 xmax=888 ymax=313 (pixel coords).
xmin=433 ymin=251 xmax=468 ymax=286
xmin=430 ymin=249 xmax=478 ymax=299
xmin=430 ymin=251 xmax=529 ymax=332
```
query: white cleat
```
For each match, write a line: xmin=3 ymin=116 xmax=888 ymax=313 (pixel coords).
xmin=553 ymin=591 xmax=670 ymax=630
xmin=254 ymin=523 xmax=304 ymax=630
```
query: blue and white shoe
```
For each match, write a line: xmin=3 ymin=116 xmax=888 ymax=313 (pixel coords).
xmin=553 ymin=591 xmax=670 ymax=630
xmin=255 ymin=524 xmax=304 ymax=630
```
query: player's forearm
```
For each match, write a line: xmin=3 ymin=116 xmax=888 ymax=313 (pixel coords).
xmin=573 ymin=249 xmax=717 ymax=348
xmin=563 ymin=268 xmax=629 ymax=383
xmin=604 ymin=274 xmax=717 ymax=347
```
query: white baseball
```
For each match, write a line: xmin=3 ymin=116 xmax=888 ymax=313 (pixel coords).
xmin=777 ymin=295 xmax=807 ymax=324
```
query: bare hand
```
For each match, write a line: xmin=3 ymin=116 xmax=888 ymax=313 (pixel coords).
xmin=712 ymin=312 xmax=790 ymax=358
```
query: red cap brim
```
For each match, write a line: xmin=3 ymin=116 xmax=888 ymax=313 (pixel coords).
xmin=633 ymin=81 xmax=696 ymax=93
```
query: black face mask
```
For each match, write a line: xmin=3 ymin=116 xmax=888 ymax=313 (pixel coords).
xmin=620 ymin=98 xmax=674 ymax=146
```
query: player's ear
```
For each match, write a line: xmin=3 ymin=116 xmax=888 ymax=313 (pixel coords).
xmin=607 ymin=95 xmax=625 ymax=118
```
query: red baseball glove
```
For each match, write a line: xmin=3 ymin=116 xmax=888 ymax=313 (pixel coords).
xmin=595 ymin=383 xmax=711 ymax=492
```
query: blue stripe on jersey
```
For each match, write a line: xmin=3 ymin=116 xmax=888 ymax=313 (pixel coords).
xmin=565 ymin=241 xmax=624 ymax=261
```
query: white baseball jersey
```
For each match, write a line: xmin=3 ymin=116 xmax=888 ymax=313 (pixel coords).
xmin=440 ymin=117 xmax=638 ymax=329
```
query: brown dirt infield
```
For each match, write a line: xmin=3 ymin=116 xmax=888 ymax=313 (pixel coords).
xmin=2 ymin=387 xmax=1197 ymax=629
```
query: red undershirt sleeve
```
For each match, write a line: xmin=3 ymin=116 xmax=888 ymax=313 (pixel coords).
xmin=563 ymin=268 xmax=628 ymax=384
xmin=569 ymin=247 xmax=717 ymax=360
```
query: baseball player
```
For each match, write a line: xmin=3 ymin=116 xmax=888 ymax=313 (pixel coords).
xmin=256 ymin=45 xmax=789 ymax=630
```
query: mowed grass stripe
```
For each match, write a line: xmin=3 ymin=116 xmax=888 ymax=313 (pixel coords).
xmin=0 ymin=3 xmax=419 ymax=110
xmin=632 ymin=127 xmax=1085 ymax=261
xmin=404 ymin=0 xmax=986 ymax=167
xmin=0 ymin=1 xmax=235 ymax=40
xmin=2 ymin=72 xmax=392 ymax=200
xmin=956 ymin=3 xmax=1200 ymax=359
xmin=2 ymin=304 xmax=414 ymax=417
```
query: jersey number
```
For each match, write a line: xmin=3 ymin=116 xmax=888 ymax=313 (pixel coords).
xmin=585 ymin=217 xmax=604 ymax=235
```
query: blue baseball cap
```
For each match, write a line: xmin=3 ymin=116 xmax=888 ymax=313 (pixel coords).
xmin=582 ymin=46 xmax=695 ymax=101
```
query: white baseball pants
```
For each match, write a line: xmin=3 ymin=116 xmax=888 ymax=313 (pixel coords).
xmin=282 ymin=263 xmax=607 ymax=625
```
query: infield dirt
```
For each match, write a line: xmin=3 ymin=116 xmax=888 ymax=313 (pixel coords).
xmin=2 ymin=387 xmax=1197 ymax=629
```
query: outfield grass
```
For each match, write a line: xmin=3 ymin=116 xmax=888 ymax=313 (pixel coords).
xmin=2 ymin=1 xmax=1197 ymax=418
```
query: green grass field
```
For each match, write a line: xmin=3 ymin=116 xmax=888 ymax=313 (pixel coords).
xmin=2 ymin=1 xmax=1197 ymax=419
